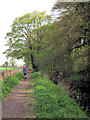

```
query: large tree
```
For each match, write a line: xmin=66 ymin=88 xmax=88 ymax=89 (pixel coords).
xmin=4 ymin=11 xmax=52 ymax=69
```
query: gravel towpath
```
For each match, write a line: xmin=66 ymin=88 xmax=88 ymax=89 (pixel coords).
xmin=2 ymin=72 xmax=35 ymax=119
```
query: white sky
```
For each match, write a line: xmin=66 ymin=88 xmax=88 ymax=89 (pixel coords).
xmin=0 ymin=0 xmax=56 ymax=66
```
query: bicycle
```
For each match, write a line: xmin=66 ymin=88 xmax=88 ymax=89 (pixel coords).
xmin=24 ymin=73 xmax=27 ymax=81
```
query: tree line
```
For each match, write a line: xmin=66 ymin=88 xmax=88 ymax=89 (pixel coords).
xmin=2 ymin=59 xmax=17 ymax=67
xmin=4 ymin=2 xmax=90 ymax=116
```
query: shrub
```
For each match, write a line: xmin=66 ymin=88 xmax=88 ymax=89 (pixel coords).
xmin=28 ymin=68 xmax=32 ymax=71
xmin=67 ymin=74 xmax=88 ymax=88
xmin=31 ymin=72 xmax=43 ymax=80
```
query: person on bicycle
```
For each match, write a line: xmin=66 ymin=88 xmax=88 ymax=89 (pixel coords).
xmin=23 ymin=67 xmax=28 ymax=81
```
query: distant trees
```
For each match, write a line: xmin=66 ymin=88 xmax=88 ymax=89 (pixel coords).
xmin=9 ymin=59 xmax=17 ymax=67
xmin=2 ymin=59 xmax=17 ymax=67
xmin=2 ymin=61 xmax=8 ymax=67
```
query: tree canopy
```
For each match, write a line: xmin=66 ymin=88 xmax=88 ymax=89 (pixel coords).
xmin=4 ymin=11 xmax=52 ymax=67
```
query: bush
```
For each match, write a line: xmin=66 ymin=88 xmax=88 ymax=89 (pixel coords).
xmin=67 ymin=74 xmax=88 ymax=88
xmin=67 ymin=74 xmax=87 ymax=82
xmin=31 ymin=72 xmax=43 ymax=80
xmin=28 ymin=68 xmax=32 ymax=71
xmin=32 ymin=72 xmax=88 ymax=118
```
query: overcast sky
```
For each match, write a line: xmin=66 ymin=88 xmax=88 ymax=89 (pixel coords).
xmin=0 ymin=0 xmax=56 ymax=66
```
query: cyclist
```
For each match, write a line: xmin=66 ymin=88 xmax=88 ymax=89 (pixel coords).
xmin=23 ymin=67 xmax=28 ymax=81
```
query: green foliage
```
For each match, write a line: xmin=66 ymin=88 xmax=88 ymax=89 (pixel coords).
xmin=4 ymin=11 xmax=52 ymax=67
xmin=67 ymin=74 xmax=88 ymax=88
xmin=28 ymin=68 xmax=32 ymax=71
xmin=31 ymin=72 xmax=43 ymax=79
xmin=2 ymin=61 xmax=8 ymax=67
xmin=2 ymin=72 xmax=24 ymax=99
xmin=9 ymin=58 xmax=17 ymax=67
xmin=32 ymin=72 xmax=88 ymax=118
xmin=34 ymin=2 xmax=89 ymax=85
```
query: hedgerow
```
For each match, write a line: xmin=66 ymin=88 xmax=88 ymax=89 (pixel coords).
xmin=32 ymin=72 xmax=88 ymax=118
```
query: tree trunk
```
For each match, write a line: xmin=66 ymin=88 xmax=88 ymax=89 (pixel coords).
xmin=31 ymin=54 xmax=38 ymax=71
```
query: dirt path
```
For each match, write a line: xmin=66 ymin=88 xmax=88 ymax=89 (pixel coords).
xmin=2 ymin=72 xmax=35 ymax=119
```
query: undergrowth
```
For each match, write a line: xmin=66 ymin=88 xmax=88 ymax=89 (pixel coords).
xmin=31 ymin=72 xmax=88 ymax=118
xmin=0 ymin=72 xmax=24 ymax=100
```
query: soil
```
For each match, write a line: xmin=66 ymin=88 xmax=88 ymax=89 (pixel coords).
xmin=2 ymin=72 xmax=35 ymax=119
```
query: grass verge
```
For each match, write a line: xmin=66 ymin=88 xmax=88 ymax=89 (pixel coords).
xmin=0 ymin=72 xmax=24 ymax=100
xmin=31 ymin=72 xmax=88 ymax=118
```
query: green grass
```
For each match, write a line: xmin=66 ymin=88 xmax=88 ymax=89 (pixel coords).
xmin=31 ymin=72 xmax=88 ymax=118
xmin=0 ymin=72 xmax=24 ymax=99
xmin=0 ymin=67 xmax=15 ymax=71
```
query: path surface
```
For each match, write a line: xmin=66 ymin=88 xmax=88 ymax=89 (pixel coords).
xmin=2 ymin=72 xmax=35 ymax=118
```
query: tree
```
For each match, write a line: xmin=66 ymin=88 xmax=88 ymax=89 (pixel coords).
xmin=9 ymin=59 xmax=17 ymax=67
xmin=4 ymin=11 xmax=52 ymax=70
xmin=3 ymin=61 xmax=8 ymax=68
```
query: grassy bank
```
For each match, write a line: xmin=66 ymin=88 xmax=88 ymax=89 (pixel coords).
xmin=0 ymin=72 xmax=24 ymax=99
xmin=31 ymin=72 xmax=88 ymax=118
